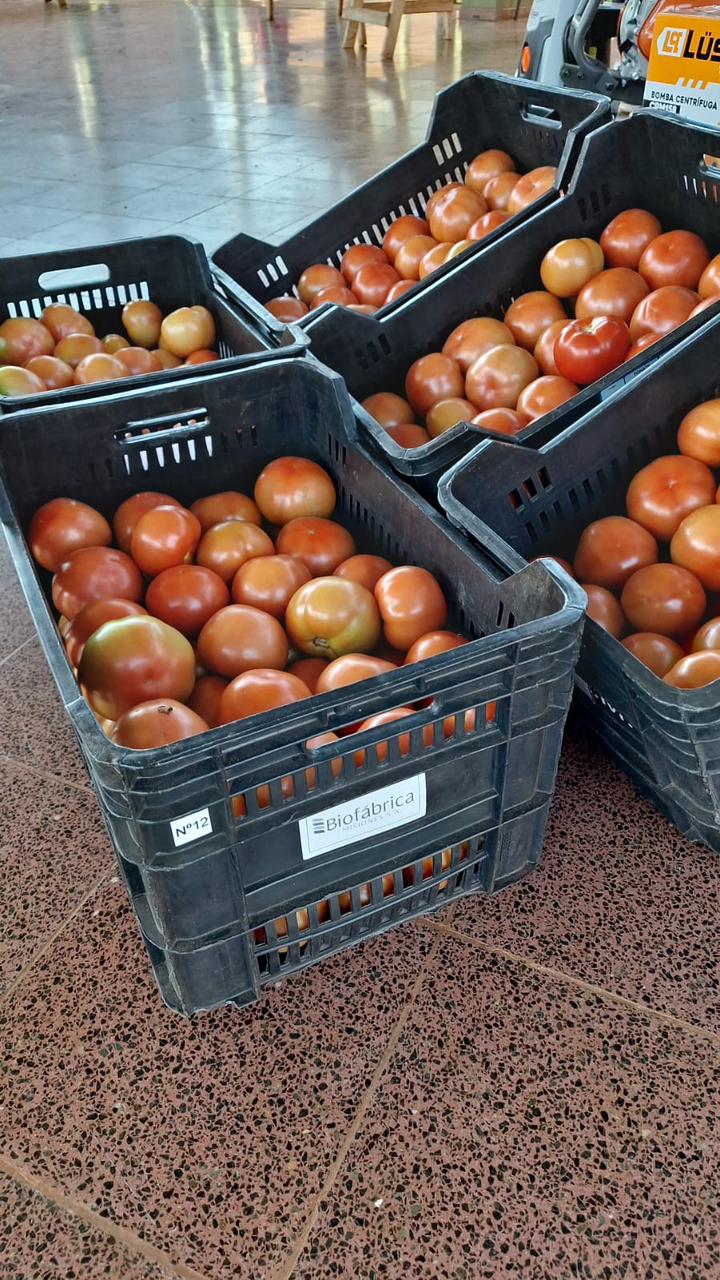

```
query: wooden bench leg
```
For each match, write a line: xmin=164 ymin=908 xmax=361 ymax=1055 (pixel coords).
xmin=343 ymin=17 xmax=361 ymax=47
xmin=360 ymin=21 xmax=367 ymax=45
xmin=381 ymin=0 xmax=404 ymax=58
xmin=267 ymin=0 xmax=274 ymax=19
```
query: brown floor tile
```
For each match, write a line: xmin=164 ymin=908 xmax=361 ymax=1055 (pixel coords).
xmin=0 ymin=638 xmax=87 ymax=785
xmin=448 ymin=719 xmax=720 ymax=1032
xmin=0 ymin=533 xmax=33 ymax=663
xmin=0 ymin=880 xmax=434 ymax=1278
xmin=292 ymin=935 xmax=720 ymax=1280
xmin=0 ymin=1171 xmax=175 ymax=1280
xmin=0 ymin=759 xmax=112 ymax=994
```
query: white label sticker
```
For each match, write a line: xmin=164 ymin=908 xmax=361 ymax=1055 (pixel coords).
xmin=298 ymin=774 xmax=427 ymax=860
xmin=170 ymin=807 xmax=213 ymax=848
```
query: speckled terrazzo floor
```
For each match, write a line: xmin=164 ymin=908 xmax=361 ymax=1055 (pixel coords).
xmin=2 ymin=2 xmax=720 ymax=1278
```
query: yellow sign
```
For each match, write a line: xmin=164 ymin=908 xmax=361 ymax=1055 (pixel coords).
xmin=644 ymin=12 xmax=720 ymax=125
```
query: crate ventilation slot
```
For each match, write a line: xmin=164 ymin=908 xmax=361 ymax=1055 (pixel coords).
xmin=8 ymin=278 xmax=151 ymax=321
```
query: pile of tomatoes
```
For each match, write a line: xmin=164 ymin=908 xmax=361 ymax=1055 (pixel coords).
xmin=265 ymin=150 xmax=557 ymax=323
xmin=362 ymin=208 xmax=720 ymax=449
xmin=0 ymin=299 xmax=220 ymax=398
xmin=556 ymin=397 xmax=720 ymax=690
xmin=29 ymin=457 xmax=470 ymax=753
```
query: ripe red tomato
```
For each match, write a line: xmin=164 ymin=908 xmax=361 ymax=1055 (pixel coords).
xmin=297 ymin=264 xmax=345 ymax=305
xmin=404 ymin=631 xmax=467 ymax=663
xmin=426 ymin=398 xmax=478 ymax=437
xmin=671 ymin=505 xmax=720 ymax=590
xmin=111 ymin=699 xmax=209 ymax=749
xmin=361 ymin=392 xmax=416 ymax=428
xmin=465 ymin=149 xmax=515 ymax=193
xmin=54 ymin=334 xmax=103 ymax=367
xmin=74 ymin=353 xmax=126 ymax=385
xmin=311 ymin=286 xmax=358 ymax=310
xmin=286 ymin=656 xmax=328 ymax=693
xmin=624 ymin=333 xmax=660 ymax=362
xmin=626 ymin=455 xmax=716 ymax=541
xmin=533 ymin=320 xmax=570 ymax=377
xmin=540 ymin=239 xmax=603 ymax=298
xmin=503 ymin=291 xmax=567 ymax=351
xmin=145 ymin=564 xmax=230 ymax=636
xmin=353 ymin=707 xmax=432 ymax=765
xmin=600 ymin=209 xmax=662 ymax=269
xmin=113 ymin=491 xmax=181 ymax=552
xmin=254 ymin=456 xmax=336 ymax=524
xmin=0 ymin=316 xmax=54 ymax=364
xmin=286 ymin=576 xmax=381 ymax=658
xmin=130 ymin=505 xmax=201 ymax=577
xmin=385 ymin=424 xmax=431 ymax=446
xmin=375 ymin=566 xmax=447 ymax=650
xmin=382 ymin=215 xmax=431 ymax=263
xmin=629 ymin=286 xmax=698 ymax=341
xmin=384 ymin=280 xmax=416 ymax=303
xmin=266 ymin=297 xmax=309 ymax=322
xmin=470 ymin=408 xmax=524 ymax=436
xmin=554 ymin=317 xmax=630 ymax=384
xmin=352 ymin=262 xmax=401 ymax=303
xmin=468 ymin=211 xmax=510 ymax=240
xmin=429 ymin=187 xmax=486 ymax=243
xmin=638 ymin=230 xmax=710 ymax=290
xmin=189 ymin=490 xmax=261 ymax=530
xmin=79 ymin=615 xmax=196 ymax=720
xmin=465 ymin=345 xmax=539 ymax=411
xmin=698 ymin=253 xmax=720 ymax=298
xmin=188 ymin=674 xmax=228 ymax=728
xmin=41 ymin=304 xmax=95 ymax=343
xmin=231 ymin=555 xmax=311 ymax=618
xmin=620 ymin=563 xmax=706 ymax=636
xmin=419 ymin=243 xmax=452 ymax=279
xmin=25 ymin=355 xmax=74 ymax=390
xmin=442 ymin=317 xmax=515 ymax=373
xmin=219 ymin=669 xmax=311 ymax=725
xmin=275 ymin=517 xmax=355 ymax=576
xmin=29 ymin=497 xmax=112 ymax=573
xmin=65 ymin=597 xmax=147 ymax=668
xmin=315 ymin=653 xmax=397 ymax=693
xmin=196 ymin=604 xmax=288 ymax=677
xmin=573 ymin=516 xmax=658 ymax=590
xmin=334 ymin=554 xmax=393 ymax=592
xmin=115 ymin=347 xmax=162 ymax=376
xmin=341 ymin=244 xmax=388 ymax=284
xmin=506 ymin=166 xmax=556 ymax=215
xmin=484 ymin=172 xmax=519 ymax=211
xmin=677 ymin=399 xmax=720 ymax=467
xmin=622 ymin=632 xmax=684 ymax=677
xmin=397 ymin=237 xmax=442 ymax=282
xmin=52 ymin=546 xmax=144 ymax=619
xmin=574 ymin=268 xmax=649 ymax=324
xmin=195 ymin=521 xmax=274 ymax=582
xmin=516 ymin=375 xmax=579 ymax=426
xmin=582 ymin=584 xmax=625 ymax=637
xmin=405 ymin=353 xmax=464 ymax=416
xmin=691 ymin=616 xmax=720 ymax=652
xmin=664 ymin=651 xmax=720 ymax=688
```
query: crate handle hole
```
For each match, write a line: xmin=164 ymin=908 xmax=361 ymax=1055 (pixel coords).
xmin=521 ymin=104 xmax=562 ymax=129
xmin=39 ymin=262 xmax=111 ymax=292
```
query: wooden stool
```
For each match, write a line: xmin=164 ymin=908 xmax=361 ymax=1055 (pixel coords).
xmin=343 ymin=0 xmax=457 ymax=58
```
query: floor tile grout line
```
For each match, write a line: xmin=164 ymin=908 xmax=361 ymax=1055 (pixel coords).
xmin=420 ymin=918 xmax=720 ymax=1049
xmin=0 ymin=866 xmax=115 ymax=1008
xmin=0 ymin=634 xmax=33 ymax=670
xmin=273 ymin=931 xmax=446 ymax=1280
xmin=0 ymin=1154 xmax=213 ymax=1280
xmin=0 ymin=751 xmax=95 ymax=796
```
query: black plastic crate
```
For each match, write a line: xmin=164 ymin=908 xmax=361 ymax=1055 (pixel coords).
xmin=211 ymin=72 xmax=609 ymax=320
xmin=0 ymin=235 xmax=306 ymax=413
xmin=439 ymin=311 xmax=720 ymax=852
xmin=0 ymin=359 xmax=584 ymax=1015
xmin=306 ymin=109 xmax=720 ymax=498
